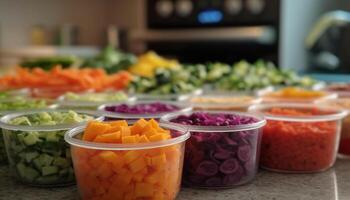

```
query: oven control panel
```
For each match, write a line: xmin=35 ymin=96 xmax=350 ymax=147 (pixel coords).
xmin=147 ymin=0 xmax=280 ymax=28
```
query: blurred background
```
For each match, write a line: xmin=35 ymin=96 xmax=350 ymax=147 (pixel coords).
xmin=0 ymin=0 xmax=350 ymax=75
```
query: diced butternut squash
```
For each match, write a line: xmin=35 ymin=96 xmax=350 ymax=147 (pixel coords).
xmin=83 ymin=121 xmax=111 ymax=141
xmin=94 ymin=132 xmax=121 ymax=143
xmin=135 ymin=183 xmax=154 ymax=198
xmin=77 ymin=119 xmax=183 ymax=200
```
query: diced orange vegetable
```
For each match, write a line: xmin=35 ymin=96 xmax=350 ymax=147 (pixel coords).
xmin=94 ymin=132 xmax=121 ymax=143
xmin=83 ymin=122 xmax=111 ymax=141
xmin=75 ymin=119 xmax=184 ymax=200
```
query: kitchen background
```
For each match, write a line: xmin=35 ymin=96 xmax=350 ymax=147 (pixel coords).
xmin=0 ymin=0 xmax=349 ymax=75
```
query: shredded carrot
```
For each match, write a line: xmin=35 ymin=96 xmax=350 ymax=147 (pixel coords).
xmin=0 ymin=66 xmax=132 ymax=92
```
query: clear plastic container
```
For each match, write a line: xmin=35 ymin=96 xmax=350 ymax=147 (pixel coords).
xmin=0 ymin=98 xmax=56 ymax=165
xmin=98 ymin=100 xmax=192 ymax=120
xmin=31 ymin=86 xmax=93 ymax=99
xmin=57 ymin=91 xmax=136 ymax=110
xmin=190 ymin=95 xmax=261 ymax=112
xmin=0 ymin=109 xmax=101 ymax=186
xmin=258 ymin=87 xmax=337 ymax=103
xmin=65 ymin=122 xmax=190 ymax=200
xmin=249 ymin=103 xmax=347 ymax=173
xmin=323 ymin=83 xmax=350 ymax=98
xmin=316 ymin=98 xmax=350 ymax=158
xmin=0 ymin=88 xmax=30 ymax=98
xmin=161 ymin=110 xmax=266 ymax=189
xmin=133 ymin=89 xmax=203 ymax=101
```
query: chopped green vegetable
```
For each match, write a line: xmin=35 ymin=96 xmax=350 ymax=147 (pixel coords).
xmin=20 ymin=56 xmax=76 ymax=70
xmin=3 ymin=111 xmax=94 ymax=186
xmin=81 ymin=46 xmax=136 ymax=74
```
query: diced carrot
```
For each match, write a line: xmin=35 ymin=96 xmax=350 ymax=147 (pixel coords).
xmin=107 ymin=120 xmax=128 ymax=127
xmin=122 ymin=135 xmax=137 ymax=144
xmin=135 ymin=183 xmax=154 ymax=198
xmin=83 ymin=121 xmax=111 ymax=141
xmin=149 ymin=133 xmax=167 ymax=142
xmin=139 ymin=135 xmax=150 ymax=143
xmin=120 ymin=126 xmax=131 ymax=137
xmin=93 ymin=132 xmax=121 ymax=143
xmin=131 ymin=118 xmax=148 ymax=135
xmin=129 ymin=157 xmax=147 ymax=173
xmin=124 ymin=151 xmax=141 ymax=164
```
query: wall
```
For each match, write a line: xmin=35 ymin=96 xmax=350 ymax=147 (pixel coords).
xmin=0 ymin=0 xmax=111 ymax=47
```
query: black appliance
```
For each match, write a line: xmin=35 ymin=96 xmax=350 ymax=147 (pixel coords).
xmin=142 ymin=0 xmax=280 ymax=63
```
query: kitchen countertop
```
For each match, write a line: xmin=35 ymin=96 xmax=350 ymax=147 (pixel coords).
xmin=1 ymin=160 xmax=349 ymax=200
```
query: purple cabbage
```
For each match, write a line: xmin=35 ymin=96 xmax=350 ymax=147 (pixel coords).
xmin=104 ymin=102 xmax=180 ymax=114
xmin=174 ymin=113 xmax=261 ymax=188
xmin=170 ymin=112 xmax=258 ymax=126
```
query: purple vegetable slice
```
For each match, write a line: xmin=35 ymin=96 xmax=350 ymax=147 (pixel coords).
xmin=196 ymin=161 xmax=219 ymax=176
xmin=237 ymin=145 xmax=252 ymax=162
xmin=205 ymin=177 xmax=222 ymax=187
xmin=222 ymin=165 xmax=244 ymax=185
xmin=214 ymin=150 xmax=231 ymax=160
xmin=219 ymin=158 xmax=239 ymax=174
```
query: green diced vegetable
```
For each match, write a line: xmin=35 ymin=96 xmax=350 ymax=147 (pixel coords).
xmin=39 ymin=154 xmax=54 ymax=166
xmin=42 ymin=166 xmax=59 ymax=176
xmin=25 ymin=152 xmax=39 ymax=163
xmin=23 ymin=133 xmax=39 ymax=146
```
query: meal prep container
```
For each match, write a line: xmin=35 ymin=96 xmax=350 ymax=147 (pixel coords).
xmin=98 ymin=101 xmax=192 ymax=120
xmin=258 ymin=87 xmax=337 ymax=103
xmin=161 ymin=110 xmax=266 ymax=189
xmin=0 ymin=98 xmax=55 ymax=165
xmin=249 ymin=103 xmax=347 ymax=173
xmin=65 ymin=122 xmax=190 ymax=200
xmin=323 ymin=83 xmax=350 ymax=98
xmin=57 ymin=92 xmax=135 ymax=110
xmin=317 ymin=98 xmax=350 ymax=158
xmin=133 ymin=89 xmax=203 ymax=101
xmin=190 ymin=95 xmax=261 ymax=112
xmin=0 ymin=110 xmax=100 ymax=186
xmin=31 ymin=87 xmax=93 ymax=99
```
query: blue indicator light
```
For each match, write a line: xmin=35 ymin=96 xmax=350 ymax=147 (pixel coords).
xmin=198 ymin=10 xmax=223 ymax=24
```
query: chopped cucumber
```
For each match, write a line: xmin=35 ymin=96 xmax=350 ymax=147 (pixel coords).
xmin=42 ymin=166 xmax=59 ymax=176
xmin=25 ymin=152 xmax=39 ymax=163
xmin=23 ymin=133 xmax=39 ymax=146
xmin=4 ymin=111 xmax=94 ymax=185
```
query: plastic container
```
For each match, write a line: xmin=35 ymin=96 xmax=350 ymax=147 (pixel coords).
xmin=161 ymin=110 xmax=266 ymax=189
xmin=0 ymin=110 xmax=100 ymax=186
xmin=258 ymin=87 xmax=337 ymax=103
xmin=249 ymin=103 xmax=347 ymax=173
xmin=57 ymin=91 xmax=135 ymax=110
xmin=0 ymin=88 xmax=30 ymax=98
xmin=317 ymin=98 xmax=350 ymax=158
xmin=31 ymin=86 xmax=93 ymax=99
xmin=323 ymin=83 xmax=350 ymax=98
xmin=190 ymin=95 xmax=261 ymax=112
xmin=0 ymin=98 xmax=55 ymax=165
xmin=98 ymin=101 xmax=192 ymax=120
xmin=133 ymin=89 xmax=203 ymax=101
xmin=65 ymin=122 xmax=190 ymax=200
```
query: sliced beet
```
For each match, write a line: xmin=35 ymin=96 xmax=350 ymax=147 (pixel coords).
xmin=237 ymin=145 xmax=252 ymax=162
xmin=205 ymin=177 xmax=222 ymax=187
xmin=195 ymin=161 xmax=219 ymax=176
xmin=219 ymin=158 xmax=239 ymax=174
xmin=214 ymin=150 xmax=231 ymax=160
xmin=222 ymin=165 xmax=245 ymax=185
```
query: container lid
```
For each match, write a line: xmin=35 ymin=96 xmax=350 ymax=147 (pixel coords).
xmin=57 ymin=92 xmax=136 ymax=107
xmin=98 ymin=100 xmax=192 ymax=119
xmin=64 ymin=122 xmax=190 ymax=150
xmin=190 ymin=95 xmax=261 ymax=109
xmin=259 ymin=87 xmax=337 ymax=102
xmin=316 ymin=98 xmax=350 ymax=112
xmin=132 ymin=89 xmax=203 ymax=101
xmin=248 ymin=103 xmax=348 ymax=122
xmin=161 ymin=110 xmax=266 ymax=133
xmin=0 ymin=109 xmax=102 ymax=131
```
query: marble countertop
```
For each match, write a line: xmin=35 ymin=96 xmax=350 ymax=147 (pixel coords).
xmin=1 ymin=160 xmax=350 ymax=200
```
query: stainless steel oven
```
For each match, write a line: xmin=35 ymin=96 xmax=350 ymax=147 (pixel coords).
xmin=130 ymin=0 xmax=280 ymax=64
